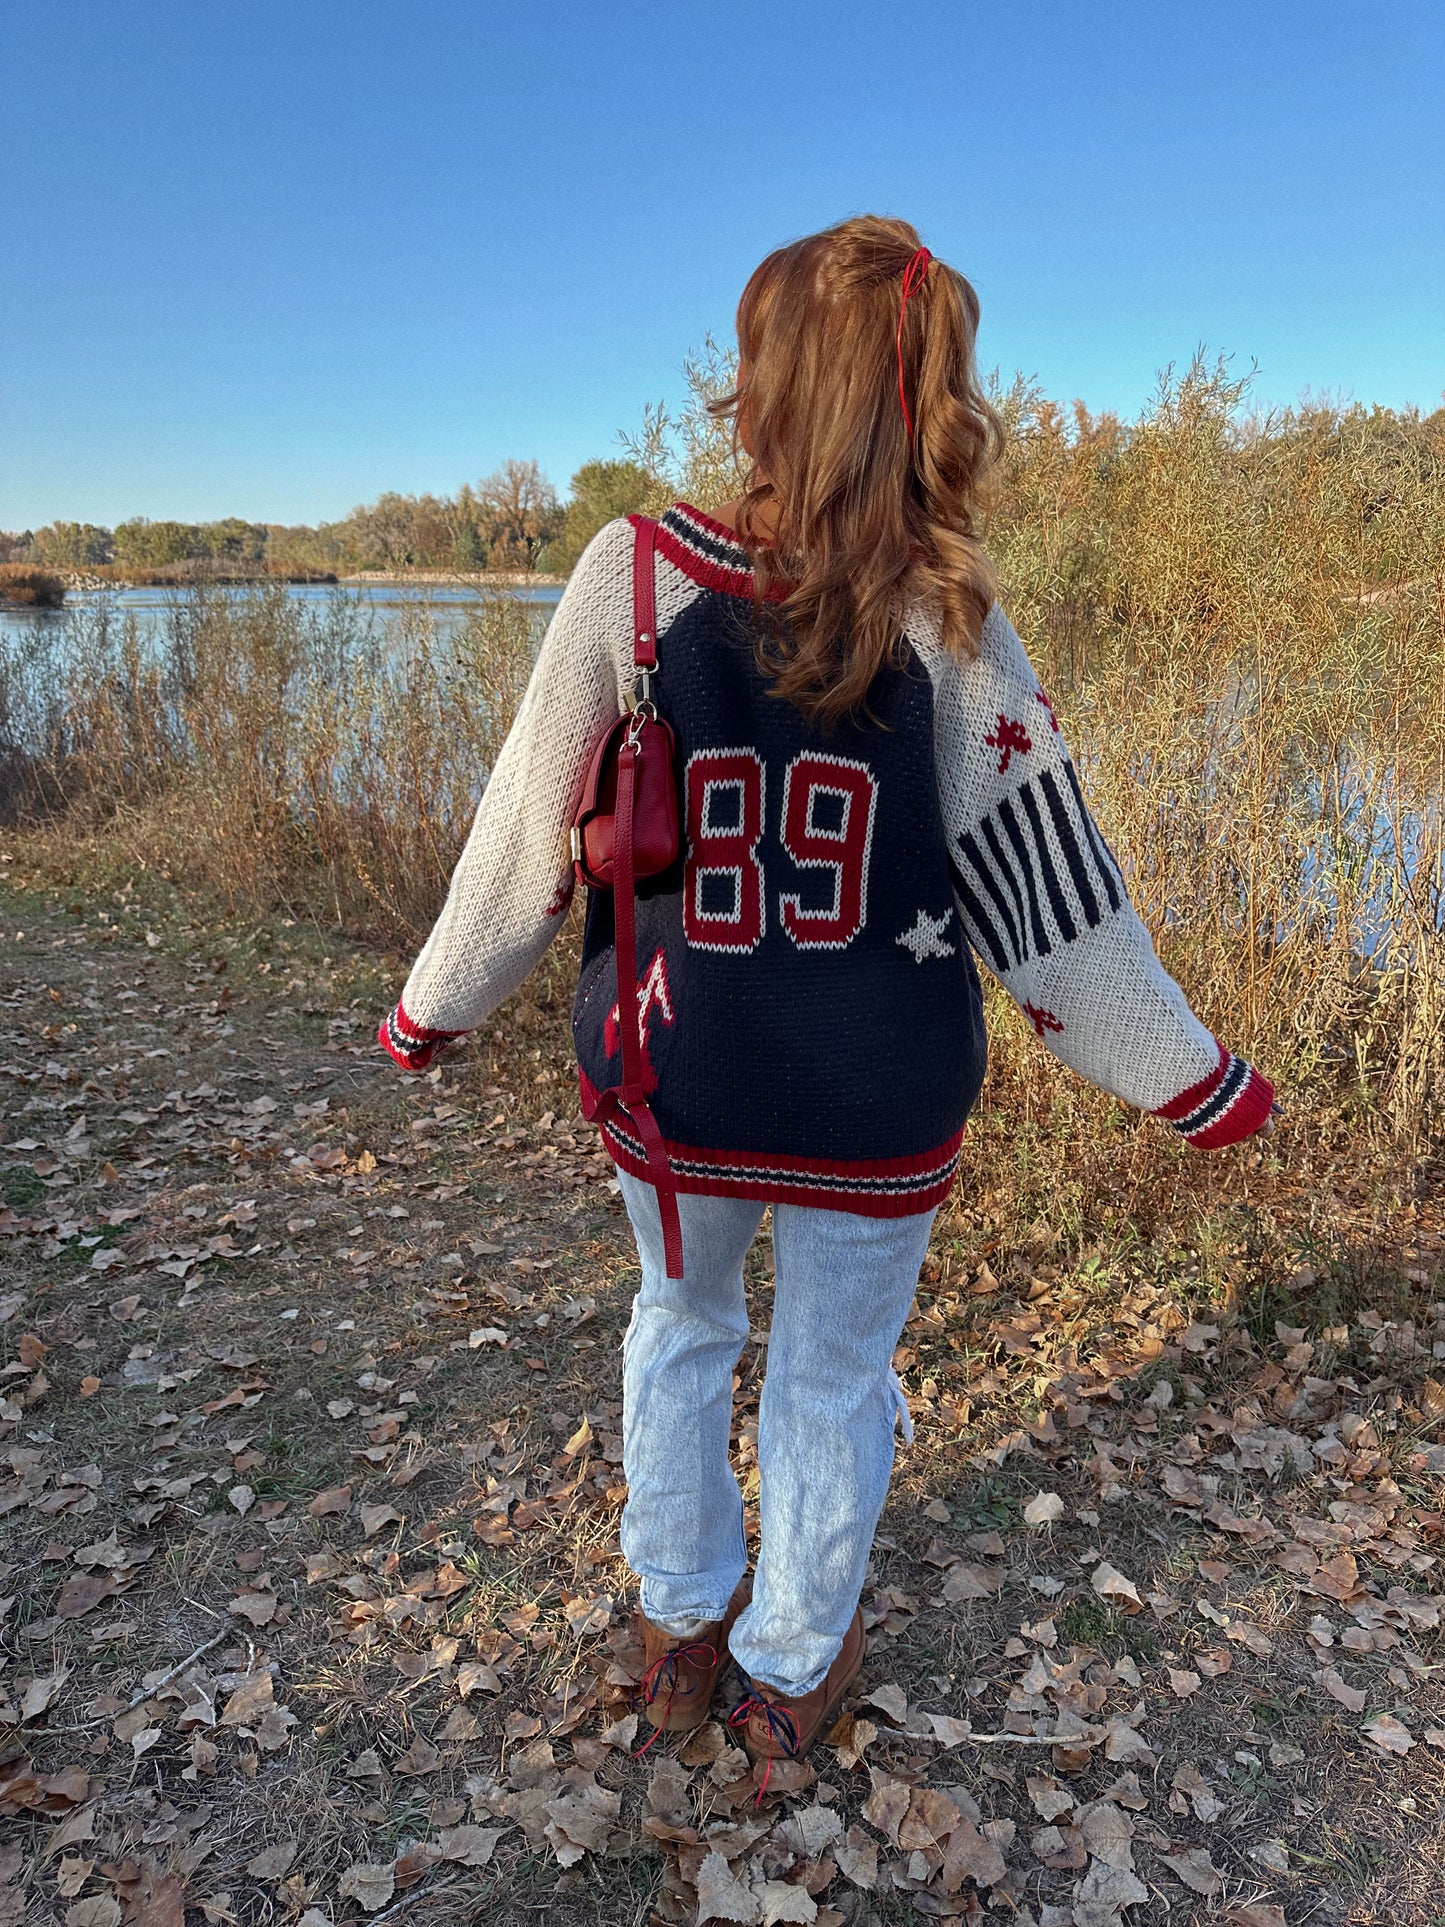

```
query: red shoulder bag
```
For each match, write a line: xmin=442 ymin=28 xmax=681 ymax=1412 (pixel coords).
xmin=569 ymin=517 xmax=685 ymax=1277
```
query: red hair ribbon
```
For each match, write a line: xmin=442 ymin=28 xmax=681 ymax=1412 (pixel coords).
xmin=896 ymin=246 xmax=933 ymax=438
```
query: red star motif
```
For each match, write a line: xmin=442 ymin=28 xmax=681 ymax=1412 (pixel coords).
xmin=1035 ymin=686 xmax=1060 ymax=732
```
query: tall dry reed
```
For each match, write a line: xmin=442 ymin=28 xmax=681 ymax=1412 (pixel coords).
xmin=0 ymin=583 xmax=534 ymax=943
xmin=1 ymin=358 xmax=1440 ymax=1184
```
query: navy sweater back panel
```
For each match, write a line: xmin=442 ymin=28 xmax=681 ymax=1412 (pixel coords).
xmin=573 ymin=583 xmax=987 ymax=1178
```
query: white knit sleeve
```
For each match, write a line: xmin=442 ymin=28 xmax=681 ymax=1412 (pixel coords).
xmin=379 ymin=518 xmax=636 ymax=1066
xmin=912 ymin=604 xmax=1274 ymax=1147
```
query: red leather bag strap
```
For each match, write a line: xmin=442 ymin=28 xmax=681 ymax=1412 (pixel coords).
xmin=611 ymin=738 xmax=683 ymax=1278
xmin=601 ymin=515 xmax=682 ymax=1277
xmin=632 ymin=515 xmax=658 ymax=671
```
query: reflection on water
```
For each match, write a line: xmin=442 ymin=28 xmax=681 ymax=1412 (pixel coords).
xmin=0 ymin=579 xmax=564 ymax=650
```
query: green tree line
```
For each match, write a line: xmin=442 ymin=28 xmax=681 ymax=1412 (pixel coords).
xmin=0 ymin=457 xmax=656 ymax=579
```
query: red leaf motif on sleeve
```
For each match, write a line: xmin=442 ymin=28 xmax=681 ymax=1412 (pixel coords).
xmin=983 ymin=715 xmax=1032 ymax=774
xmin=1023 ymin=1002 xmax=1064 ymax=1038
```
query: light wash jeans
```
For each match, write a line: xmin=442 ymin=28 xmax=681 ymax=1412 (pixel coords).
xmin=616 ymin=1169 xmax=935 ymax=1695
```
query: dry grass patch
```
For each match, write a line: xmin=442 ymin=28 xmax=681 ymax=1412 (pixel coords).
xmin=0 ymin=867 xmax=1441 ymax=1926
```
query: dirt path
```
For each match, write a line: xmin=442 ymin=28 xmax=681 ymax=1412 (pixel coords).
xmin=1 ymin=870 xmax=1442 ymax=1927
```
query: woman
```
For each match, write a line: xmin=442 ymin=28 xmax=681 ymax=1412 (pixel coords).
xmin=380 ymin=216 xmax=1274 ymax=1767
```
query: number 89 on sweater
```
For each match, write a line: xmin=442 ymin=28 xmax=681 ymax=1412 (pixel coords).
xmin=682 ymin=749 xmax=878 ymax=952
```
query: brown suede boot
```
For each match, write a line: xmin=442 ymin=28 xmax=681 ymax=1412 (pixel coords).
xmin=728 ymin=1606 xmax=866 ymax=1766
xmin=634 ymin=1575 xmax=752 ymax=1737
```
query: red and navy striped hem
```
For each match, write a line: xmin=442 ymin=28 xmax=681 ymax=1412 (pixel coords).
xmin=378 ymin=999 xmax=463 ymax=1071
xmin=642 ymin=505 xmax=790 ymax=604
xmin=1153 ymin=1039 xmax=1274 ymax=1148
xmin=579 ymin=1070 xmax=961 ymax=1215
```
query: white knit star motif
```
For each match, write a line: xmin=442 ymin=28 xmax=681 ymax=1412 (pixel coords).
xmin=896 ymin=908 xmax=956 ymax=963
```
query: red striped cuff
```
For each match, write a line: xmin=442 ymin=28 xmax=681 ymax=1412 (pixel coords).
xmin=1153 ymin=1039 xmax=1275 ymax=1148
xmin=378 ymin=1000 xmax=463 ymax=1071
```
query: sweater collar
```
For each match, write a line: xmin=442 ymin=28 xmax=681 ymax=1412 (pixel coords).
xmin=653 ymin=503 xmax=789 ymax=602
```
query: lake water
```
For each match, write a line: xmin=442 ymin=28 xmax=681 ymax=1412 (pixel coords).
xmin=0 ymin=578 xmax=565 ymax=651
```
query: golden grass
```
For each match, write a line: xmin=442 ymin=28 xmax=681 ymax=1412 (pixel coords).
xmin=1 ymin=358 xmax=1440 ymax=1200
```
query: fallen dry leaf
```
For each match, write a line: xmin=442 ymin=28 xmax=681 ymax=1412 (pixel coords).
xmin=834 ymin=1826 xmax=877 ymax=1889
xmin=695 ymin=1848 xmax=761 ymax=1925
xmin=939 ymin=1816 xmax=1008 ymax=1892
xmin=924 ymin=1713 xmax=971 ymax=1749
xmin=1320 ymin=1668 xmax=1368 ymax=1713
xmin=1027 ymin=1775 xmax=1074 ymax=1822
xmin=1023 ymin=1490 xmax=1065 ymax=1527
xmin=0 ymin=1765 xmax=91 ymax=1816
xmin=1170 ymin=1761 xmax=1223 ymax=1823
xmin=244 ymin=1842 xmax=297 ymax=1880
xmin=337 ymin=1862 xmax=396 ymax=1912
xmin=826 ymin=1710 xmax=878 ymax=1769
xmin=393 ymin=1734 xmax=441 ymax=1777
xmin=56 ymin=1856 xmax=94 ymax=1900
xmin=1160 ymin=1845 xmax=1222 ymax=1896
xmin=1090 ymin=1561 xmax=1143 ymax=1614
xmin=456 ymin=1660 xmax=502 ymax=1698
xmin=227 ymin=1589 xmax=277 ymax=1628
xmin=1077 ymin=1800 xmax=1133 ymax=1870
xmin=675 ymin=1717 xmax=722 ymax=1766
xmin=107 ymin=1862 xmax=185 ymax=1927
xmin=644 ymin=1756 xmax=693 ymax=1824
xmin=938 ymin=1559 xmax=1004 ymax=1603
xmin=1071 ymin=1859 xmax=1149 ymax=1926
xmin=562 ymin=1591 xmax=613 ymax=1637
xmin=19 ymin=1667 xmax=70 ymax=1722
xmin=860 ymin=1682 xmax=906 ymax=1724
xmin=756 ymin=1881 xmax=817 ymax=1924
xmin=65 ymin=1900 xmax=121 ymax=1927
xmin=544 ymin=1784 xmax=621 ymax=1865
xmin=899 ymin=1786 xmax=964 ymax=1853
xmin=308 ymin=1484 xmax=352 ymax=1517
xmin=860 ymin=1776 xmax=911 ymax=1846
xmin=436 ymin=1824 xmax=503 ymax=1867
xmin=382 ymin=1846 xmax=435 ymax=1895
xmin=781 ymin=1801 xmax=843 ymax=1860
xmin=1363 ymin=1712 xmax=1414 ymax=1755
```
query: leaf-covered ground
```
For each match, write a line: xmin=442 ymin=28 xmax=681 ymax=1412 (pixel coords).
xmin=1 ymin=861 xmax=1442 ymax=1927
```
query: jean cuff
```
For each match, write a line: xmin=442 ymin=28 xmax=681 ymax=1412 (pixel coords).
xmin=638 ymin=1581 xmax=735 ymax=1637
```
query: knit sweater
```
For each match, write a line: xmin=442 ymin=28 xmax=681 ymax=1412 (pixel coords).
xmin=381 ymin=505 xmax=1274 ymax=1210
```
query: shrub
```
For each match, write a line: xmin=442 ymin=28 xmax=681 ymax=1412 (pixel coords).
xmin=0 ymin=565 xmax=66 ymax=608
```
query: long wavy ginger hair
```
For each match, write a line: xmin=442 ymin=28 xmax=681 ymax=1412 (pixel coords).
xmin=716 ymin=216 xmax=1003 ymax=726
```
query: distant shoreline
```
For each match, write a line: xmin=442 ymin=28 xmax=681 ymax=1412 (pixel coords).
xmin=338 ymin=569 xmax=566 ymax=588
xmin=5 ymin=567 xmax=570 ymax=600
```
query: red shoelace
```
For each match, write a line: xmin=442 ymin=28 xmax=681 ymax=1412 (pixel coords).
xmin=631 ymin=1639 xmax=718 ymax=1758
xmin=728 ymin=1691 xmax=802 ymax=1803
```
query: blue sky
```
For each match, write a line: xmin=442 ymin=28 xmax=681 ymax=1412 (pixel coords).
xmin=3 ymin=1 xmax=1441 ymax=529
